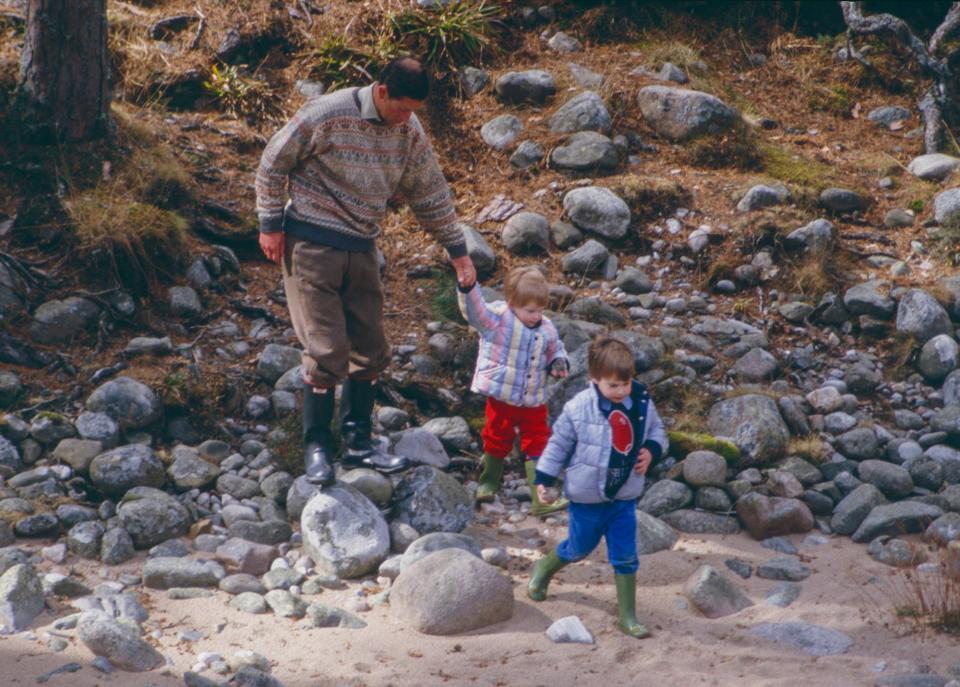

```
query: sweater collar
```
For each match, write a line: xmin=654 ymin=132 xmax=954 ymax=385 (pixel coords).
xmin=356 ymin=85 xmax=382 ymax=122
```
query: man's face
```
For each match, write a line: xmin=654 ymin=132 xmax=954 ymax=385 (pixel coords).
xmin=373 ymin=83 xmax=424 ymax=125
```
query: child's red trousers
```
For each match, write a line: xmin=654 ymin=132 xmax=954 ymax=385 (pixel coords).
xmin=482 ymin=397 xmax=550 ymax=459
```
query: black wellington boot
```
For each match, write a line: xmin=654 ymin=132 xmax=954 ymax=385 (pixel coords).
xmin=303 ymin=385 xmax=336 ymax=486
xmin=340 ymin=379 xmax=410 ymax=474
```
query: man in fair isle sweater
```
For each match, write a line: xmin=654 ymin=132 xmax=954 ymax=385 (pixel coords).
xmin=256 ymin=57 xmax=477 ymax=486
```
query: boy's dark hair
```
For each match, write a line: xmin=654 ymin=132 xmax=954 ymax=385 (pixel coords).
xmin=378 ymin=57 xmax=430 ymax=100
xmin=588 ymin=336 xmax=635 ymax=381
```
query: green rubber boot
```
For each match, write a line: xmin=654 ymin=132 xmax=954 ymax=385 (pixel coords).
xmin=525 ymin=459 xmax=568 ymax=517
xmin=475 ymin=453 xmax=505 ymax=504
xmin=527 ymin=550 xmax=566 ymax=602
xmin=615 ymin=573 xmax=651 ymax=639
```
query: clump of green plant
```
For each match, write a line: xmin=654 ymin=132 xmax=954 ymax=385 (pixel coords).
xmin=305 ymin=35 xmax=386 ymax=92
xmin=807 ymin=84 xmax=852 ymax=115
xmin=760 ymin=143 xmax=837 ymax=189
xmin=387 ymin=1 xmax=505 ymax=83
xmin=668 ymin=431 xmax=740 ymax=464
xmin=431 ymin=269 xmax=466 ymax=324
xmin=908 ymin=199 xmax=925 ymax=213
xmin=204 ymin=64 xmax=283 ymax=123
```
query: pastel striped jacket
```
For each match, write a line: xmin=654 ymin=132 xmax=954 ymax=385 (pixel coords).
xmin=458 ymin=284 xmax=567 ymax=407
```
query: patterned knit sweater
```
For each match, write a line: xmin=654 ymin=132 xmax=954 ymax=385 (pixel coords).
xmin=255 ymin=85 xmax=466 ymax=257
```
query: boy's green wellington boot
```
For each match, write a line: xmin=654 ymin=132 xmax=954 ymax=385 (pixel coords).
xmin=475 ymin=453 xmax=505 ymax=504
xmin=525 ymin=459 xmax=568 ymax=517
xmin=615 ymin=573 xmax=651 ymax=639
xmin=527 ymin=550 xmax=566 ymax=602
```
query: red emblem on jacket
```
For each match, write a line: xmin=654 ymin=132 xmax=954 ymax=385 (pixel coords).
xmin=608 ymin=409 xmax=634 ymax=454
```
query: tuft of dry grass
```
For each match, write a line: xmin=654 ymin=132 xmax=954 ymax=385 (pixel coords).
xmin=611 ymin=174 xmax=692 ymax=223
xmin=639 ymin=40 xmax=702 ymax=70
xmin=788 ymin=435 xmax=830 ymax=464
xmin=661 ymin=384 xmax=714 ymax=434
xmin=886 ymin=544 xmax=960 ymax=637
xmin=682 ymin=121 xmax=764 ymax=171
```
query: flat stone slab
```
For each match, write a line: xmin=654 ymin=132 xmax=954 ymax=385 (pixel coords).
xmin=748 ymin=622 xmax=852 ymax=656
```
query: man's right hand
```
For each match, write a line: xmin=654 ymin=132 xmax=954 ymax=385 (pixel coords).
xmin=259 ymin=232 xmax=284 ymax=264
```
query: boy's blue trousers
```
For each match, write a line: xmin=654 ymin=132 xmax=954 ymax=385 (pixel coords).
xmin=556 ymin=499 xmax=639 ymax=574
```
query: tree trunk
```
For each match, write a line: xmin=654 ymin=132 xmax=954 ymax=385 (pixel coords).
xmin=16 ymin=0 xmax=110 ymax=142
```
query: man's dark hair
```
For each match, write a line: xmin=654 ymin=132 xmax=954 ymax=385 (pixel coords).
xmin=378 ymin=57 xmax=430 ymax=101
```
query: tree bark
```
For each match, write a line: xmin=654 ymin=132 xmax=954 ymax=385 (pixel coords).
xmin=840 ymin=0 xmax=960 ymax=155
xmin=16 ymin=0 xmax=111 ymax=142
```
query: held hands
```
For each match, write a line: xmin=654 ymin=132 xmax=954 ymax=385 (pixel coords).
xmin=451 ymin=255 xmax=476 ymax=289
xmin=634 ymin=448 xmax=653 ymax=476
xmin=259 ymin=232 xmax=284 ymax=264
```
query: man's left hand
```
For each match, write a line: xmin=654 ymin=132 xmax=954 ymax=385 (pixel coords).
xmin=451 ymin=255 xmax=476 ymax=288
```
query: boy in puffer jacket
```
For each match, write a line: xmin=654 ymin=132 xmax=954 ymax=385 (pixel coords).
xmin=528 ymin=335 xmax=668 ymax=638
xmin=458 ymin=266 xmax=569 ymax=516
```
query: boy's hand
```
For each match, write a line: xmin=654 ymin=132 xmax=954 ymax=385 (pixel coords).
xmin=536 ymin=484 xmax=557 ymax=504
xmin=549 ymin=359 xmax=569 ymax=378
xmin=635 ymin=448 xmax=653 ymax=475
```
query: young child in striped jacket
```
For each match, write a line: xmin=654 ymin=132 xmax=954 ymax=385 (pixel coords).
xmin=458 ymin=266 xmax=569 ymax=515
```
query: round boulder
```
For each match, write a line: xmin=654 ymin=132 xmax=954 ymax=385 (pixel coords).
xmin=562 ymin=186 xmax=630 ymax=239
xmin=85 ymin=377 xmax=162 ymax=429
xmin=391 ymin=548 xmax=514 ymax=635
xmin=90 ymin=444 xmax=166 ymax=498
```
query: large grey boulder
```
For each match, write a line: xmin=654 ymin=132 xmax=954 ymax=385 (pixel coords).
xmin=461 ymin=224 xmax=496 ymax=275
xmin=661 ymin=509 xmax=740 ymax=534
xmin=420 ymin=417 xmax=473 ymax=452
xmin=86 ymin=377 xmax=162 ymax=429
xmin=391 ymin=548 xmax=513 ymax=635
xmin=737 ymin=184 xmax=789 ymax=213
xmin=391 ymin=466 xmax=473 ymax=534
xmin=868 ymin=105 xmax=910 ymax=127
xmin=393 ymin=428 xmax=451 ymax=469
xmin=562 ymin=186 xmax=630 ymax=239
xmin=168 ymin=451 xmax=220 ymax=491
xmin=735 ymin=493 xmax=814 ymax=539
xmin=907 ymin=153 xmax=960 ymax=181
xmin=934 ymin=187 xmax=960 ymax=224
xmin=930 ymin=405 xmax=960 ymax=440
xmin=550 ymin=131 xmax=620 ymax=173
xmin=480 ymin=114 xmax=522 ymax=151
xmin=683 ymin=565 xmax=753 ymax=618
xmin=400 ymin=532 xmax=481 ymax=571
xmin=565 ymin=297 xmax=625 ymax=326
xmin=843 ymin=280 xmax=895 ymax=318
xmin=819 ymin=188 xmax=867 ymax=213
xmin=142 ymin=557 xmax=225 ymax=588
xmin=168 ymin=286 xmax=201 ymax=318
xmin=502 ymin=212 xmax=550 ymax=253
xmin=784 ymin=219 xmax=834 ymax=253
xmin=300 ymin=484 xmax=390 ymax=579
xmin=77 ymin=613 xmax=165 ymax=671
xmin=117 ymin=488 xmax=192 ymax=549
xmin=549 ymin=91 xmax=612 ymax=134
xmin=0 ymin=435 xmax=23 ymax=477
xmin=75 ymin=411 xmax=120 ymax=448
xmin=637 ymin=480 xmax=693 ymax=516
xmin=857 ymin=460 xmax=914 ymax=498
xmin=495 ymin=70 xmax=556 ymax=105
xmin=90 ymin=445 xmax=166 ymax=498
xmin=0 ymin=564 xmax=44 ymax=631
xmin=459 ymin=66 xmax=489 ymax=98
xmin=635 ymin=511 xmax=678 ymax=555
xmin=707 ymin=395 xmax=790 ymax=467
xmin=29 ymin=297 xmax=99 ymax=344
xmin=51 ymin=438 xmax=103 ymax=474
xmin=561 ymin=239 xmax=609 ymax=275
xmin=636 ymin=86 xmax=739 ymax=141
xmin=682 ymin=451 xmax=727 ymax=487
xmin=918 ymin=334 xmax=959 ymax=383
xmin=851 ymin=502 xmax=945 ymax=543
xmin=830 ymin=483 xmax=887 ymax=535
xmin=835 ymin=427 xmax=880 ymax=461
xmin=896 ymin=289 xmax=953 ymax=342
xmin=256 ymin=344 xmax=301 ymax=384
